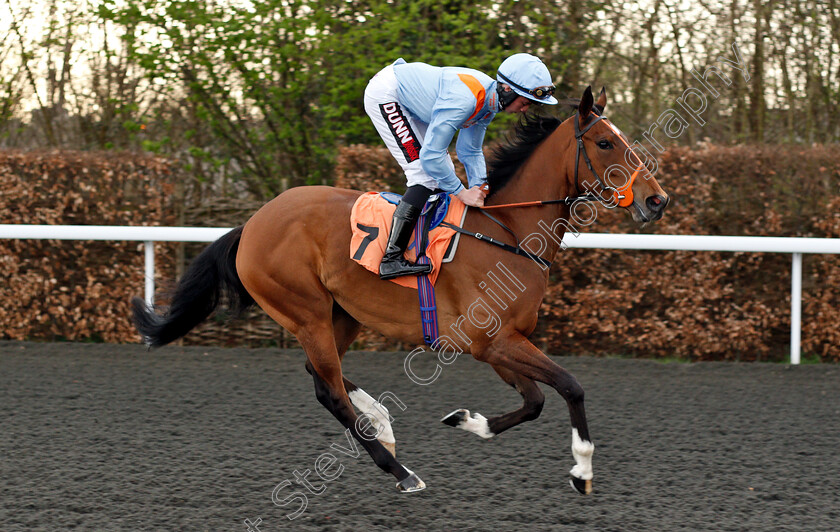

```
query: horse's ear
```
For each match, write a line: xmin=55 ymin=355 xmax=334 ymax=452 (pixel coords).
xmin=596 ymin=86 xmax=607 ymax=112
xmin=579 ymin=86 xmax=594 ymax=120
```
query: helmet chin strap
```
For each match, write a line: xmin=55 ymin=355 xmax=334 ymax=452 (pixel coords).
xmin=497 ymin=84 xmax=518 ymax=110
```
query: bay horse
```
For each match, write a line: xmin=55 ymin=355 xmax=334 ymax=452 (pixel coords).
xmin=132 ymin=87 xmax=669 ymax=495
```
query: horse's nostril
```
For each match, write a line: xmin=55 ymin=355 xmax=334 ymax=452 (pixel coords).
xmin=646 ymin=195 xmax=667 ymax=212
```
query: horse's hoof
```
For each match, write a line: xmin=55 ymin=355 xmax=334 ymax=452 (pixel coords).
xmin=569 ymin=476 xmax=593 ymax=495
xmin=396 ymin=473 xmax=426 ymax=493
xmin=441 ymin=408 xmax=494 ymax=439
xmin=441 ymin=409 xmax=468 ymax=427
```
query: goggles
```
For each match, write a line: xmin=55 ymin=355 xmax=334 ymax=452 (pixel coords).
xmin=530 ymin=86 xmax=555 ymax=99
xmin=497 ymin=72 xmax=556 ymax=100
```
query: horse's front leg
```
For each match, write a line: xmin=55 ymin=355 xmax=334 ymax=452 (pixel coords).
xmin=474 ymin=333 xmax=594 ymax=495
xmin=441 ymin=365 xmax=544 ymax=437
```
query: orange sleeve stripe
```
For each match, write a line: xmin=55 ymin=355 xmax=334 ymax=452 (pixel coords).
xmin=457 ymin=74 xmax=486 ymax=123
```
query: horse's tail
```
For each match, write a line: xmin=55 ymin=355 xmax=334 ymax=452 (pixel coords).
xmin=131 ymin=225 xmax=255 ymax=348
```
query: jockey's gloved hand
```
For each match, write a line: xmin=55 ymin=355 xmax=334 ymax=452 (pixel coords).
xmin=456 ymin=186 xmax=486 ymax=208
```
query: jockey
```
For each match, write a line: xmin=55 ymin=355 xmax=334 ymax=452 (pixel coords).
xmin=364 ymin=53 xmax=558 ymax=280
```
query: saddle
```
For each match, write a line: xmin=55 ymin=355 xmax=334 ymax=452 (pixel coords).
xmin=349 ymin=191 xmax=468 ymax=289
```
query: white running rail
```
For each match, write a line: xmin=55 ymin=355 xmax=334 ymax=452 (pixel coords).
xmin=2 ymin=224 xmax=839 ymax=364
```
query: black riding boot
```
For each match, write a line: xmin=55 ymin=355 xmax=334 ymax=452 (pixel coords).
xmin=379 ymin=200 xmax=433 ymax=280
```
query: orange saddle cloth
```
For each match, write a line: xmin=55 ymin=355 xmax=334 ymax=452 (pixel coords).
xmin=350 ymin=192 xmax=467 ymax=289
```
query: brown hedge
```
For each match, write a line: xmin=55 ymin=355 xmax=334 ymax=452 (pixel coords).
xmin=2 ymin=144 xmax=838 ymax=362
xmin=0 ymin=150 xmax=177 ymax=342
xmin=336 ymin=143 xmax=840 ymax=362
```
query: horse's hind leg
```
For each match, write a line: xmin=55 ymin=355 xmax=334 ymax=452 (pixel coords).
xmin=328 ymin=304 xmax=398 ymax=458
xmin=245 ymin=278 xmax=421 ymax=491
xmin=302 ymin=331 xmax=423 ymax=492
xmin=441 ymin=365 xmax=544 ymax=438
xmin=473 ymin=333 xmax=594 ymax=495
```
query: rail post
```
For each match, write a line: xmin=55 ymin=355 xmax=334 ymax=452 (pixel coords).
xmin=790 ymin=252 xmax=802 ymax=365
xmin=144 ymin=241 xmax=155 ymax=307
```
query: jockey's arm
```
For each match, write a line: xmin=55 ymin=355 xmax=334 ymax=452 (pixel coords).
xmin=420 ymin=108 xmax=468 ymax=196
xmin=455 ymin=123 xmax=488 ymax=188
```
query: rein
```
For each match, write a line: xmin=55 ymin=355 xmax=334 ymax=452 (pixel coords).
xmin=477 ymin=193 xmax=602 ymax=210
xmin=439 ymin=215 xmax=552 ymax=269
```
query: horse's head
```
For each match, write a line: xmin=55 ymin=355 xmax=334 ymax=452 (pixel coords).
xmin=569 ymin=86 xmax=669 ymax=223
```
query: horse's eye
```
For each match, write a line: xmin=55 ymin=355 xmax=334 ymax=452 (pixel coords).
xmin=597 ymin=140 xmax=612 ymax=150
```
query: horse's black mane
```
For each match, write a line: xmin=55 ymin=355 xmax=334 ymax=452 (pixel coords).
xmin=485 ymin=99 xmax=591 ymax=196
xmin=486 ymin=113 xmax=564 ymax=196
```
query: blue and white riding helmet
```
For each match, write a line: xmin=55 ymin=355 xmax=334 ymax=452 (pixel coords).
xmin=496 ymin=53 xmax=558 ymax=108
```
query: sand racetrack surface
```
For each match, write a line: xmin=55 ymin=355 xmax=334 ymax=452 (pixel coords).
xmin=1 ymin=341 xmax=839 ymax=531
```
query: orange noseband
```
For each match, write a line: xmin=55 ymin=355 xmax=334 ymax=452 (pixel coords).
xmin=604 ymin=120 xmax=644 ymax=208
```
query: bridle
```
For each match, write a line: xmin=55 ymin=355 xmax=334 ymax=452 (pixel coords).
xmin=481 ymin=107 xmax=646 ymax=211
xmin=573 ymin=108 xmax=622 ymax=209
xmin=448 ymin=107 xmax=651 ymax=268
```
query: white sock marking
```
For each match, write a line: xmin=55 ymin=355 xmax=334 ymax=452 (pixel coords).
xmin=349 ymin=388 xmax=395 ymax=444
xmin=570 ymin=428 xmax=595 ymax=480
xmin=453 ymin=409 xmax=494 ymax=439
